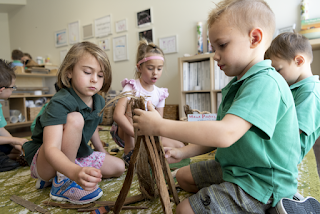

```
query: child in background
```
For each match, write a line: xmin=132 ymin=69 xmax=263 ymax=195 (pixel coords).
xmin=11 ymin=49 xmax=24 ymax=68
xmin=265 ymin=32 xmax=320 ymax=211
xmin=22 ymin=42 xmax=125 ymax=204
xmin=21 ymin=53 xmax=34 ymax=66
xmin=0 ymin=59 xmax=28 ymax=172
xmin=111 ymin=38 xmax=185 ymax=166
xmin=265 ymin=32 xmax=320 ymax=164
xmin=133 ymin=0 xmax=305 ymax=213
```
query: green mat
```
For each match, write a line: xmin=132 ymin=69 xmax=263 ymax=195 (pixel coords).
xmin=0 ymin=128 xmax=319 ymax=213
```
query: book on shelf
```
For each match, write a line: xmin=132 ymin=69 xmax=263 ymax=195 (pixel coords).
xmin=185 ymin=92 xmax=211 ymax=112
xmin=183 ymin=60 xmax=210 ymax=91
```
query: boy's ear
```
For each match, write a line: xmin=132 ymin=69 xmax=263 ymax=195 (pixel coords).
xmin=294 ymin=55 xmax=305 ymax=67
xmin=249 ymin=28 xmax=263 ymax=48
xmin=0 ymin=87 xmax=5 ymax=93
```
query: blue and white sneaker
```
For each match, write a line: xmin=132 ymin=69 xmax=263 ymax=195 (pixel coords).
xmin=35 ymin=178 xmax=52 ymax=189
xmin=50 ymin=176 xmax=103 ymax=204
xmin=276 ymin=196 xmax=320 ymax=214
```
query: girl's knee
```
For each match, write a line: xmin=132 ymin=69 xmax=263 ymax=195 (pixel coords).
xmin=65 ymin=112 xmax=84 ymax=129
xmin=114 ymin=159 xmax=125 ymax=177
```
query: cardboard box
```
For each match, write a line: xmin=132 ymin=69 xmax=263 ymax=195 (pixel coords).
xmin=0 ymin=99 xmax=10 ymax=123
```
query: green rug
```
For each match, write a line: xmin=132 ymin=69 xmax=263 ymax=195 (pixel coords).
xmin=0 ymin=128 xmax=319 ymax=213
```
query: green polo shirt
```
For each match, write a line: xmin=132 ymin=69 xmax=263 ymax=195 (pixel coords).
xmin=23 ymin=87 xmax=104 ymax=165
xmin=290 ymin=75 xmax=320 ymax=163
xmin=215 ymin=60 xmax=300 ymax=207
xmin=0 ymin=103 xmax=7 ymax=128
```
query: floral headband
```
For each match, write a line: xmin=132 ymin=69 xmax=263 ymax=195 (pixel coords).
xmin=137 ymin=56 xmax=164 ymax=66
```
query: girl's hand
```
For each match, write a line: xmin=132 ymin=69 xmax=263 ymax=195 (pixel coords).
xmin=11 ymin=137 xmax=28 ymax=147
xmin=164 ymin=147 xmax=183 ymax=164
xmin=133 ymin=101 xmax=162 ymax=136
xmin=74 ymin=167 xmax=102 ymax=191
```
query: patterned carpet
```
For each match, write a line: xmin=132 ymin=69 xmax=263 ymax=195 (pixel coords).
xmin=0 ymin=127 xmax=319 ymax=213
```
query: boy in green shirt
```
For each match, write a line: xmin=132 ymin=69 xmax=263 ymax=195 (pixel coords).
xmin=0 ymin=59 xmax=28 ymax=172
xmin=132 ymin=0 xmax=314 ymax=213
xmin=265 ymin=32 xmax=320 ymax=212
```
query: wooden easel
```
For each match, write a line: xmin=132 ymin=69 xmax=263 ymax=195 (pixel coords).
xmin=112 ymin=98 xmax=180 ymax=214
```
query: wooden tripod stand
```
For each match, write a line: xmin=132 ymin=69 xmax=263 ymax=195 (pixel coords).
xmin=112 ymin=99 xmax=180 ymax=214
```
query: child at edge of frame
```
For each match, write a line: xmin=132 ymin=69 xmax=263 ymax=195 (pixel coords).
xmin=22 ymin=41 xmax=125 ymax=204
xmin=265 ymin=31 xmax=320 ymax=212
xmin=132 ymin=0 xmax=318 ymax=213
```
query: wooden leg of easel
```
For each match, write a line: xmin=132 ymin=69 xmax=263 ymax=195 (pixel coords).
xmin=153 ymin=136 xmax=180 ymax=205
xmin=144 ymin=135 xmax=173 ymax=214
xmin=113 ymin=136 xmax=142 ymax=214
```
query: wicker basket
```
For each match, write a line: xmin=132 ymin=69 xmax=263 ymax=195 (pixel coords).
xmin=27 ymin=107 xmax=42 ymax=121
xmin=163 ymin=104 xmax=179 ymax=120
xmin=100 ymin=106 xmax=114 ymax=125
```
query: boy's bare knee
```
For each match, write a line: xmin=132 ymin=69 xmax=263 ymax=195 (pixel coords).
xmin=176 ymin=199 xmax=194 ymax=214
xmin=65 ymin=112 xmax=84 ymax=129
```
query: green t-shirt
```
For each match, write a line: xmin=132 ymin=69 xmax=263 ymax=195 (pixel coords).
xmin=290 ymin=75 xmax=320 ymax=163
xmin=0 ymin=103 xmax=7 ymax=128
xmin=23 ymin=87 xmax=105 ymax=165
xmin=215 ymin=60 xmax=300 ymax=207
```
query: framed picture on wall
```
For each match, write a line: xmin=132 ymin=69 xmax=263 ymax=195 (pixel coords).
xmin=95 ymin=15 xmax=112 ymax=38
xmin=159 ymin=35 xmax=178 ymax=54
xmin=68 ymin=20 xmax=80 ymax=44
xmin=60 ymin=49 xmax=68 ymax=64
xmin=98 ymin=39 xmax=110 ymax=51
xmin=115 ymin=19 xmax=127 ymax=33
xmin=112 ymin=35 xmax=128 ymax=62
xmin=138 ymin=28 xmax=153 ymax=42
xmin=137 ymin=8 xmax=152 ymax=28
xmin=83 ymin=23 xmax=94 ymax=40
xmin=54 ymin=29 xmax=68 ymax=47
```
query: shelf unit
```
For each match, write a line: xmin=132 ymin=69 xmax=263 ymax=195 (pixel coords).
xmin=178 ymin=39 xmax=320 ymax=119
xmin=179 ymin=53 xmax=216 ymax=118
xmin=5 ymin=71 xmax=57 ymax=129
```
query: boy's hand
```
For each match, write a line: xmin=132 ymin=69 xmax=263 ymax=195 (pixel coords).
xmin=164 ymin=147 xmax=183 ymax=164
xmin=11 ymin=137 xmax=28 ymax=147
xmin=74 ymin=167 xmax=102 ymax=191
xmin=133 ymin=101 xmax=162 ymax=136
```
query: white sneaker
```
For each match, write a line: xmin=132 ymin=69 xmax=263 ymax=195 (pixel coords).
xmin=276 ymin=196 xmax=320 ymax=214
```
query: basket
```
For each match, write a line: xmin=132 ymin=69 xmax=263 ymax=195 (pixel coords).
xmin=163 ymin=104 xmax=179 ymax=120
xmin=100 ymin=106 xmax=114 ymax=126
xmin=27 ymin=107 xmax=42 ymax=121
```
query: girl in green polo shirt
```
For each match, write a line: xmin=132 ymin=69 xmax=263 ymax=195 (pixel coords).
xmin=23 ymin=42 xmax=125 ymax=204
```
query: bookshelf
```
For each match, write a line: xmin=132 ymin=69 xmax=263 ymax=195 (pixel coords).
xmin=178 ymin=53 xmax=231 ymax=118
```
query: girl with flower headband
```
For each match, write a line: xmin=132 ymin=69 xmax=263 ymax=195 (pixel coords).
xmin=111 ymin=38 xmax=185 ymax=166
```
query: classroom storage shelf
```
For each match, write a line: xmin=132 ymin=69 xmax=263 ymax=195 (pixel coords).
xmin=178 ymin=39 xmax=320 ymax=119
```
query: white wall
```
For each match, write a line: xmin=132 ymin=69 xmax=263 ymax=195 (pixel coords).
xmin=5 ymin=0 xmax=320 ymax=104
xmin=0 ymin=13 xmax=11 ymax=60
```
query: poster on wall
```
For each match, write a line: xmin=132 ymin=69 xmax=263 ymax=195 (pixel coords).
xmin=138 ymin=28 xmax=153 ymax=42
xmin=137 ymin=8 xmax=152 ymax=28
xmin=68 ymin=21 xmax=80 ymax=44
xmin=95 ymin=15 xmax=112 ymax=38
xmin=83 ymin=23 xmax=94 ymax=40
xmin=54 ymin=29 xmax=68 ymax=47
xmin=60 ymin=49 xmax=68 ymax=64
xmin=115 ymin=19 xmax=128 ymax=33
xmin=113 ymin=35 xmax=128 ymax=62
xmin=98 ymin=39 xmax=110 ymax=51
xmin=159 ymin=35 xmax=178 ymax=54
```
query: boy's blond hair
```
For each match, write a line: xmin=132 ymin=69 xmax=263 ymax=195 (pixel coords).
xmin=57 ymin=41 xmax=112 ymax=93
xmin=208 ymin=0 xmax=275 ymax=45
xmin=265 ymin=32 xmax=313 ymax=63
xmin=135 ymin=38 xmax=164 ymax=79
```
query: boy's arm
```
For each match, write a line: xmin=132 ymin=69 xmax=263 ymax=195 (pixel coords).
xmin=133 ymin=101 xmax=252 ymax=148
xmin=0 ymin=127 xmax=28 ymax=149
xmin=90 ymin=128 xmax=107 ymax=154
xmin=113 ymin=97 xmax=134 ymax=137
